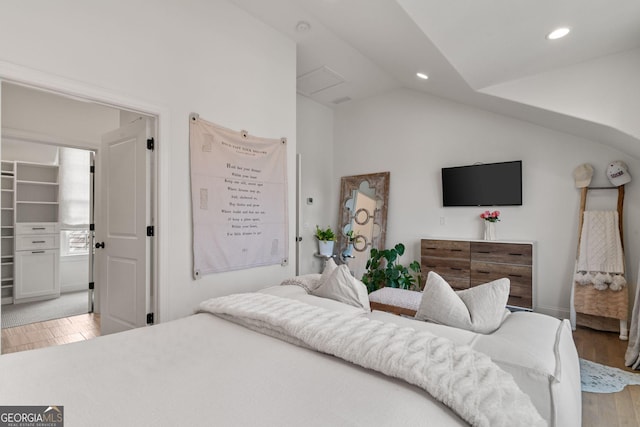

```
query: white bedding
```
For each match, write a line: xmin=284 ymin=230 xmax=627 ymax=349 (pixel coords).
xmin=0 ymin=285 xmax=580 ymax=427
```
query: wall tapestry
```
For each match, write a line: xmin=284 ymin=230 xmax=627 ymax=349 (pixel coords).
xmin=189 ymin=114 xmax=288 ymax=277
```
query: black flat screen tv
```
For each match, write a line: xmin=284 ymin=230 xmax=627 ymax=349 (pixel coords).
xmin=442 ymin=161 xmax=522 ymax=206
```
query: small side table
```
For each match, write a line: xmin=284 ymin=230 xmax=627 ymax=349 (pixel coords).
xmin=314 ymin=253 xmax=335 ymax=270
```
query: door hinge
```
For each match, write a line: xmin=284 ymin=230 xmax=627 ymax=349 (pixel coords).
xmin=147 ymin=137 xmax=155 ymax=151
xmin=146 ymin=313 xmax=154 ymax=325
xmin=88 ymin=282 xmax=94 ymax=290
xmin=147 ymin=226 xmax=154 ymax=237
xmin=90 ymin=165 xmax=95 ymax=173
xmin=89 ymin=223 xmax=95 ymax=231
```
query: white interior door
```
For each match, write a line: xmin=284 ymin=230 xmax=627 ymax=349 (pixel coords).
xmin=98 ymin=118 xmax=151 ymax=335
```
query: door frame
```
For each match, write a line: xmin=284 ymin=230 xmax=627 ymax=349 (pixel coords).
xmin=0 ymin=60 xmax=170 ymax=325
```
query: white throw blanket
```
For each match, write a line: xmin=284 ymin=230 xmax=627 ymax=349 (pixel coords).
xmin=577 ymin=211 xmax=624 ymax=273
xmin=198 ymin=293 xmax=545 ymax=427
xmin=575 ymin=211 xmax=626 ymax=290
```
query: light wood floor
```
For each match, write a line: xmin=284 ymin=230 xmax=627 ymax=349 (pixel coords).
xmin=1 ymin=313 xmax=100 ymax=354
xmin=573 ymin=326 xmax=640 ymax=427
xmin=1 ymin=316 xmax=639 ymax=425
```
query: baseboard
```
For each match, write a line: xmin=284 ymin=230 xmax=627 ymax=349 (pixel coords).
xmin=535 ymin=304 xmax=570 ymax=320
xmin=61 ymin=284 xmax=87 ymax=294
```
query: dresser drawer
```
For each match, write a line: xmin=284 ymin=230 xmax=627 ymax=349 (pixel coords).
xmin=421 ymin=256 xmax=470 ymax=290
xmin=507 ymin=295 xmax=532 ymax=309
xmin=471 ymin=242 xmax=532 ymax=265
xmin=421 ymin=239 xmax=470 ymax=259
xmin=470 ymin=261 xmax=532 ymax=288
xmin=16 ymin=222 xmax=59 ymax=235
xmin=15 ymin=234 xmax=59 ymax=251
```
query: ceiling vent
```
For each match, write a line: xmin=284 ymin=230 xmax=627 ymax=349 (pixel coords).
xmin=297 ymin=66 xmax=345 ymax=96
xmin=332 ymin=96 xmax=352 ymax=105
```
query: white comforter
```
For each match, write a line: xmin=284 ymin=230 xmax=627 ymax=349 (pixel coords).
xmin=0 ymin=286 xmax=579 ymax=426
xmin=199 ymin=292 xmax=544 ymax=427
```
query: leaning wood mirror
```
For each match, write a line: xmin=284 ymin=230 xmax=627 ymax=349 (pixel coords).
xmin=336 ymin=172 xmax=389 ymax=280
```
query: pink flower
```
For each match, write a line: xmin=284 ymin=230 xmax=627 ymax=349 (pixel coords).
xmin=480 ymin=210 xmax=501 ymax=222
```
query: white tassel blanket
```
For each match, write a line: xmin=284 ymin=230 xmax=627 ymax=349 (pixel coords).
xmin=575 ymin=211 xmax=626 ymax=291
xmin=198 ymin=293 xmax=545 ymax=427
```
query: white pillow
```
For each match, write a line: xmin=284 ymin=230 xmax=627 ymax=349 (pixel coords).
xmin=415 ymin=271 xmax=510 ymax=334
xmin=319 ymin=258 xmax=338 ymax=286
xmin=313 ymin=264 xmax=371 ymax=311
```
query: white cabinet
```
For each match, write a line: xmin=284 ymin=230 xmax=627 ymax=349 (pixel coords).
xmin=15 ymin=249 xmax=59 ymax=300
xmin=13 ymin=162 xmax=60 ymax=303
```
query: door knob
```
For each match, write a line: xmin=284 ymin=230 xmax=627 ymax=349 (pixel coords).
xmin=95 ymin=242 xmax=105 ymax=249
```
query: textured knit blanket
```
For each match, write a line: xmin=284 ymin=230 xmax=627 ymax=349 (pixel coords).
xmin=198 ymin=293 xmax=545 ymax=427
xmin=577 ymin=211 xmax=624 ymax=274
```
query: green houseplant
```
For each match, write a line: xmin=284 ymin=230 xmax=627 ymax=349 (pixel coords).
xmin=361 ymin=243 xmax=422 ymax=293
xmin=315 ymin=225 xmax=336 ymax=256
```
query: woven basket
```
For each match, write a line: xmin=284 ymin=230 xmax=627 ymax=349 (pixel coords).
xmin=574 ymin=282 xmax=628 ymax=320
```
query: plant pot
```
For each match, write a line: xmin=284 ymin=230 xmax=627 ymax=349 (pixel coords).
xmin=483 ymin=221 xmax=497 ymax=241
xmin=318 ymin=240 xmax=335 ymax=256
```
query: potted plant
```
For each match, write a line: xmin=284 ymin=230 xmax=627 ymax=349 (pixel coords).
xmin=361 ymin=243 xmax=422 ymax=293
xmin=315 ymin=225 xmax=336 ymax=256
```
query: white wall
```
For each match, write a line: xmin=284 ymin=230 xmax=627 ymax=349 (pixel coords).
xmin=2 ymin=140 xmax=59 ymax=164
xmin=333 ymin=88 xmax=640 ymax=318
xmin=2 ymin=83 xmax=120 ymax=147
xmin=0 ymin=0 xmax=297 ymax=320
xmin=482 ymin=48 xmax=640 ymax=141
xmin=296 ymin=95 xmax=335 ymax=274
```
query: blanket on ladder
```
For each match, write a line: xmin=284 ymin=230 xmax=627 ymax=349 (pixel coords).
xmin=198 ymin=293 xmax=545 ymax=427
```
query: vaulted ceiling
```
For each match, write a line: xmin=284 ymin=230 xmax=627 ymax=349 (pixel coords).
xmin=230 ymin=0 xmax=640 ymax=156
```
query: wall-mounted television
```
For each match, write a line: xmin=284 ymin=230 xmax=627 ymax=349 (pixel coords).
xmin=442 ymin=161 xmax=522 ymax=207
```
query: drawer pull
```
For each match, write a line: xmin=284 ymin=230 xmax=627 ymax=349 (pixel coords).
xmin=450 ymin=249 xmax=462 ymax=252
xmin=508 ymin=253 xmax=523 ymax=256
xmin=509 ymin=295 xmax=522 ymax=299
xmin=31 ymin=227 xmax=46 ymax=230
xmin=477 ymin=270 xmax=490 ymax=274
xmin=450 ymin=267 xmax=462 ymax=271
xmin=31 ymin=251 xmax=45 ymax=254
xmin=426 ymin=247 xmax=437 ymax=250
xmin=425 ymin=264 xmax=436 ymax=268
xmin=477 ymin=250 xmax=490 ymax=254
xmin=508 ymin=274 xmax=523 ymax=278
xmin=32 ymin=240 xmax=46 ymax=244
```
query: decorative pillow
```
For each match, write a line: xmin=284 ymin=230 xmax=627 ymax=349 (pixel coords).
xmin=313 ymin=264 xmax=371 ymax=311
xmin=319 ymin=258 xmax=338 ymax=286
xmin=415 ymin=271 xmax=510 ymax=334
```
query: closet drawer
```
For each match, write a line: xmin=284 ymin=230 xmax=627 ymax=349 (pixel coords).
xmin=16 ymin=223 xmax=59 ymax=235
xmin=16 ymin=234 xmax=59 ymax=251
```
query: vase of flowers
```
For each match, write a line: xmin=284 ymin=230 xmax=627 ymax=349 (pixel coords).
xmin=480 ymin=210 xmax=500 ymax=241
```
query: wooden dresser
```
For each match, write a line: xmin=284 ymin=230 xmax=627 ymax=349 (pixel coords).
xmin=420 ymin=239 xmax=534 ymax=309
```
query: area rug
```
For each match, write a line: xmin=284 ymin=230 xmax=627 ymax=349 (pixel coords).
xmin=580 ymin=358 xmax=640 ymax=393
xmin=1 ymin=291 xmax=89 ymax=328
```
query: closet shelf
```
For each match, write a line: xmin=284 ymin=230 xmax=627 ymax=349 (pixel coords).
xmin=16 ymin=201 xmax=59 ymax=205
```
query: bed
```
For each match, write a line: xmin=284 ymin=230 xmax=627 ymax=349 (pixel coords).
xmin=0 ymin=283 xmax=581 ymax=427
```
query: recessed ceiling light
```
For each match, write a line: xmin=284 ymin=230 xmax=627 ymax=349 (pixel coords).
xmin=416 ymin=72 xmax=429 ymax=80
xmin=546 ymin=27 xmax=570 ymax=40
xmin=295 ymin=21 xmax=311 ymax=33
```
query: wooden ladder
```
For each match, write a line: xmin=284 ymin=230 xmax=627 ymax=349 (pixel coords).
xmin=574 ymin=185 xmax=629 ymax=340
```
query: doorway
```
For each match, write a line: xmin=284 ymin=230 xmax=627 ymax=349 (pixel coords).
xmin=0 ymin=81 xmax=158 ymax=351
xmin=1 ymin=142 xmax=94 ymax=329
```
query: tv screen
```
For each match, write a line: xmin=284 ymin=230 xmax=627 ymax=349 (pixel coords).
xmin=442 ymin=161 xmax=522 ymax=207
